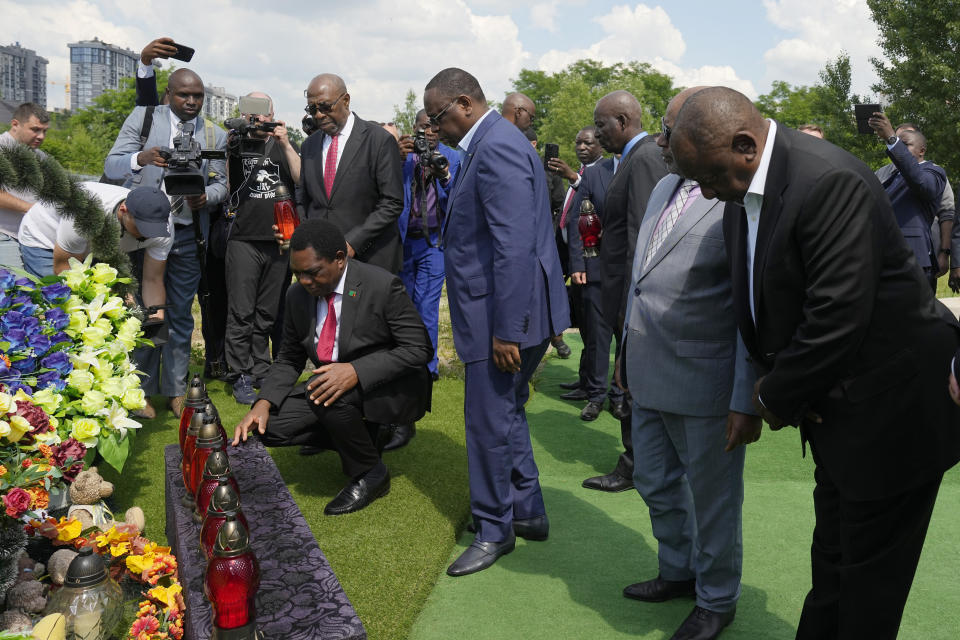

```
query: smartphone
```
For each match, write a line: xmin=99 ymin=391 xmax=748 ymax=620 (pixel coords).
xmin=544 ymin=143 xmax=560 ymax=161
xmin=854 ymin=103 xmax=881 ymax=135
xmin=170 ymin=42 xmax=195 ymax=63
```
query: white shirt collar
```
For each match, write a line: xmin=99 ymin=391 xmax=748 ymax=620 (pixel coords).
xmin=457 ymin=108 xmax=494 ymax=154
xmin=168 ymin=107 xmax=199 ymax=133
xmin=335 ymin=112 xmax=356 ymax=141
xmin=745 ymin=119 xmax=777 ymax=201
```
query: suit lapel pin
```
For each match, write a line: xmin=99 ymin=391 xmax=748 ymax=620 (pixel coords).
xmin=348 ymin=290 xmax=358 ymax=297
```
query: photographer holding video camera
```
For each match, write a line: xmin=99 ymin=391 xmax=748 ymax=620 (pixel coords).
xmin=104 ymin=68 xmax=227 ymax=419
xmin=220 ymin=93 xmax=301 ymax=405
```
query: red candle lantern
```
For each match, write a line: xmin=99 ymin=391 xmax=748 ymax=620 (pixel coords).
xmin=200 ymin=482 xmax=249 ymax=560
xmin=273 ymin=184 xmax=300 ymax=247
xmin=182 ymin=401 xmax=215 ymax=508
xmin=195 ymin=451 xmax=239 ymax=524
xmin=577 ymin=198 xmax=602 ymax=258
xmin=204 ymin=516 xmax=260 ymax=639
xmin=179 ymin=374 xmax=208 ymax=452
xmin=189 ymin=417 xmax=226 ymax=511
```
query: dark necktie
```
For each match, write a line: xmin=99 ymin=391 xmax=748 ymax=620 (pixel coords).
xmin=316 ymin=292 xmax=337 ymax=362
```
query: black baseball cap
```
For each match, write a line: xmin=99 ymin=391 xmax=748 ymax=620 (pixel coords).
xmin=125 ymin=186 xmax=171 ymax=238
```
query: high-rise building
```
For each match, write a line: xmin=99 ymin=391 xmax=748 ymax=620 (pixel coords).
xmin=68 ymin=38 xmax=138 ymax=111
xmin=0 ymin=42 xmax=48 ymax=108
xmin=203 ymin=85 xmax=238 ymax=124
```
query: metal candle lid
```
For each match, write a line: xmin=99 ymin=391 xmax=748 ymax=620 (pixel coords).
xmin=196 ymin=414 xmax=225 ymax=448
xmin=213 ymin=516 xmax=251 ymax=558
xmin=185 ymin=374 xmax=208 ymax=408
xmin=64 ymin=546 xmax=108 ymax=588
xmin=275 ymin=184 xmax=292 ymax=200
xmin=579 ymin=198 xmax=595 ymax=213
xmin=202 ymin=450 xmax=232 ymax=479
xmin=207 ymin=480 xmax=241 ymax=516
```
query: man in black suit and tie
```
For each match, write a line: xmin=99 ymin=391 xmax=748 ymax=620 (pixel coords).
xmin=233 ymin=219 xmax=433 ymax=515
xmin=582 ymin=90 xmax=668 ymax=492
xmin=671 ymin=86 xmax=960 ymax=639
xmin=299 ymin=74 xmax=404 ymax=273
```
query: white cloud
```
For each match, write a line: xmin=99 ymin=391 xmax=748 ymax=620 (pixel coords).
xmin=761 ymin=0 xmax=883 ymax=95
xmin=530 ymin=1 xmax=559 ymax=32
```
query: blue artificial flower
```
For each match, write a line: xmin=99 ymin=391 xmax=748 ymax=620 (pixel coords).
xmin=29 ymin=333 xmax=52 ymax=356
xmin=44 ymin=307 xmax=70 ymax=330
xmin=1 ymin=310 xmax=25 ymax=331
xmin=13 ymin=276 xmax=31 ymax=288
xmin=4 ymin=328 xmax=27 ymax=350
xmin=0 ymin=292 xmax=10 ymax=309
xmin=41 ymin=282 xmax=71 ymax=303
xmin=21 ymin=315 xmax=40 ymax=336
xmin=12 ymin=355 xmax=36 ymax=373
xmin=5 ymin=382 xmax=31 ymax=396
xmin=36 ymin=369 xmax=67 ymax=391
xmin=10 ymin=295 xmax=36 ymax=317
xmin=0 ymin=355 xmax=9 ymax=377
xmin=41 ymin=350 xmax=72 ymax=376
xmin=50 ymin=331 xmax=71 ymax=345
xmin=0 ymin=269 xmax=15 ymax=291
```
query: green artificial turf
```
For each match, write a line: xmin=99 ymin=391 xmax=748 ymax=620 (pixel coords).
xmin=100 ymin=374 xmax=471 ymax=640
xmin=409 ymin=335 xmax=960 ymax=640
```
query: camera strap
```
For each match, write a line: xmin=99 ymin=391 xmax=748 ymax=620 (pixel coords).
xmin=414 ymin=164 xmax=441 ymax=248
xmin=189 ymin=117 xmax=220 ymax=300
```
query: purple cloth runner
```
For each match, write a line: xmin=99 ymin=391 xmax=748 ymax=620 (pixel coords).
xmin=164 ymin=442 xmax=366 ymax=640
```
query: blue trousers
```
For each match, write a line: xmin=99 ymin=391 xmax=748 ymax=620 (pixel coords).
xmin=138 ymin=225 xmax=201 ymax=397
xmin=0 ymin=233 xmax=24 ymax=271
xmin=399 ymin=233 xmax=444 ymax=376
xmin=464 ymin=339 xmax=549 ymax=542
xmin=19 ymin=245 xmax=53 ymax=278
xmin=631 ymin=406 xmax=745 ymax=613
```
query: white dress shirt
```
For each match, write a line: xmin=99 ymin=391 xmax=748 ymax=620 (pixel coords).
xmin=742 ymin=118 xmax=778 ymax=325
xmin=321 ymin=112 xmax=355 ymax=173
xmin=314 ymin=263 xmax=348 ymax=362
xmin=456 ymin=108 xmax=495 ymax=161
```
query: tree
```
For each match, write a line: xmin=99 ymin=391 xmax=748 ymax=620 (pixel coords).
xmin=392 ymin=89 xmax=419 ymax=136
xmin=867 ymin=0 xmax=960 ymax=179
xmin=510 ymin=59 xmax=678 ymax=167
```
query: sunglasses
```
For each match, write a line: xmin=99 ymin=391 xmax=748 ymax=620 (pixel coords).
xmin=304 ymin=92 xmax=347 ymax=116
xmin=427 ymin=98 xmax=458 ymax=127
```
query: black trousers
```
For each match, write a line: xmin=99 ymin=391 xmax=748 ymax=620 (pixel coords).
xmin=224 ymin=240 xmax=289 ymax=381
xmin=580 ymin=280 xmax=624 ymax=405
xmin=259 ymin=385 xmax=380 ymax=479
xmin=200 ymin=246 xmax=228 ymax=373
xmin=796 ymin=458 xmax=942 ymax=640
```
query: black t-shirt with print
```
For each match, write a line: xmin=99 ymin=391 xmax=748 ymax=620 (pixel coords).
xmin=227 ymin=139 xmax=299 ymax=242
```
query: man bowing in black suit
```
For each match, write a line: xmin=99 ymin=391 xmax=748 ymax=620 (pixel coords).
xmin=299 ymin=74 xmax=404 ymax=273
xmin=233 ymin=219 xmax=433 ymax=515
xmin=671 ymin=86 xmax=960 ymax=640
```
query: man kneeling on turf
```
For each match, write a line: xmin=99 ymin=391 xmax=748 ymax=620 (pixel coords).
xmin=233 ymin=218 xmax=433 ymax=515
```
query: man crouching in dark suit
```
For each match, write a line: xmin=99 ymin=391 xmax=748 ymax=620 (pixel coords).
xmin=233 ymin=218 xmax=433 ymax=515
xmin=671 ymin=86 xmax=960 ymax=640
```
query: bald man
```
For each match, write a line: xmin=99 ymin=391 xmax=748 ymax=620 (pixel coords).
xmin=583 ymin=90 xmax=668 ymax=493
xmin=299 ymin=73 xmax=404 ymax=273
xmin=105 ymin=67 xmax=228 ymax=419
xmin=501 ymin=92 xmax=536 ymax=131
xmin=671 ymin=86 xmax=960 ymax=640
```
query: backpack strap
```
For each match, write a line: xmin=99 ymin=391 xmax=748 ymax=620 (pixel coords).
xmin=139 ymin=106 xmax=156 ymax=148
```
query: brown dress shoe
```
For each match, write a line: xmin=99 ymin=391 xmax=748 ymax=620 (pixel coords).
xmin=169 ymin=395 xmax=185 ymax=418
xmin=132 ymin=398 xmax=157 ymax=420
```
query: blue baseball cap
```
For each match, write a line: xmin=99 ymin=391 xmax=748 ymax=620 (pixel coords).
xmin=125 ymin=186 xmax=171 ymax=238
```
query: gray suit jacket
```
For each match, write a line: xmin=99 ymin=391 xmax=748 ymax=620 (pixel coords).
xmin=623 ymin=174 xmax=755 ymax=417
xmin=104 ymin=105 xmax=228 ymax=217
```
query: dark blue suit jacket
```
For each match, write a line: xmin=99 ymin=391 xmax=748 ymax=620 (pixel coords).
xmin=567 ymin=157 xmax=614 ymax=281
xmin=442 ymin=110 xmax=569 ymax=363
xmin=398 ymin=142 xmax=459 ymax=242
xmin=881 ymin=141 xmax=946 ymax=269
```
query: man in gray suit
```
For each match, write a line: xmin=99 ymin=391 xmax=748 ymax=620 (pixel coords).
xmin=104 ymin=68 xmax=227 ymax=418
xmin=620 ymin=87 xmax=760 ymax=640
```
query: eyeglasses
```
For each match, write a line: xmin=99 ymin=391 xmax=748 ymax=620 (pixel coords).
xmin=304 ymin=92 xmax=347 ymax=116
xmin=516 ymin=105 xmax=535 ymax=122
xmin=427 ymin=98 xmax=458 ymax=127
xmin=660 ymin=117 xmax=672 ymax=142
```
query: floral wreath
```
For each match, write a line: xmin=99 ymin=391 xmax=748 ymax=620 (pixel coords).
xmin=0 ymin=143 xmax=134 ymax=289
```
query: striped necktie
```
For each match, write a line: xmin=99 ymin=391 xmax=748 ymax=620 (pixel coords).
xmin=643 ymin=179 xmax=697 ymax=267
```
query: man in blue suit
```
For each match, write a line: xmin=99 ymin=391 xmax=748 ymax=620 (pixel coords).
xmin=424 ymin=68 xmax=569 ymax=576
xmin=104 ymin=68 xmax=227 ymax=419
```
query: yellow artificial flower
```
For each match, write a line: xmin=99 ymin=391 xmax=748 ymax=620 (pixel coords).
xmin=33 ymin=429 xmax=61 ymax=446
xmin=31 ymin=387 xmax=63 ymax=414
xmin=104 ymin=296 xmax=127 ymax=319
xmin=99 ymin=376 xmax=126 ymax=399
xmin=0 ymin=465 xmax=7 ymax=476
xmin=105 ymin=339 xmax=127 ymax=359
xmin=79 ymin=389 xmax=106 ymax=415
xmin=121 ymin=388 xmax=146 ymax=411
xmin=109 ymin=541 xmax=130 ymax=557
xmin=67 ymin=369 xmax=95 ymax=394
xmin=6 ymin=415 xmax=30 ymax=442
xmin=12 ymin=389 xmax=32 ymax=402
xmin=143 ymin=541 xmax=171 ymax=555
xmin=81 ymin=325 xmax=110 ymax=348
xmin=63 ymin=294 xmax=84 ymax=313
xmin=90 ymin=263 xmax=119 ymax=285
xmin=126 ymin=554 xmax=151 ymax=576
xmin=69 ymin=417 xmax=101 ymax=446
xmin=148 ymin=583 xmax=183 ymax=610
xmin=61 ymin=266 xmax=87 ymax=290
xmin=67 ymin=311 xmax=89 ymax=334
xmin=56 ymin=518 xmax=82 ymax=542
xmin=0 ymin=391 xmax=12 ymax=414
xmin=0 ymin=422 xmax=8 ymax=439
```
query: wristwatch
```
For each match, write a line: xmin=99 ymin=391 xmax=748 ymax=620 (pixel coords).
xmin=886 ymin=135 xmax=898 ymax=146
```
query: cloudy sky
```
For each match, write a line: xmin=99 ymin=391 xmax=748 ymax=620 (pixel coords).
xmin=2 ymin=0 xmax=884 ymax=132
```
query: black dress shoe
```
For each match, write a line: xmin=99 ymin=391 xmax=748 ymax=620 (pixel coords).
xmin=298 ymin=445 xmax=327 ymax=456
xmin=669 ymin=606 xmax=735 ymax=640
xmin=559 ymin=380 xmax=582 ymax=390
xmin=609 ymin=398 xmax=630 ymax=421
xmin=446 ymin=536 xmax=516 ymax=576
xmin=466 ymin=514 xmax=549 ymax=541
xmin=582 ymin=471 xmax=633 ymax=492
xmin=580 ymin=401 xmax=603 ymax=421
xmin=382 ymin=423 xmax=415 ymax=451
xmin=560 ymin=388 xmax=589 ymax=401
xmin=323 ymin=470 xmax=391 ymax=515
xmin=552 ymin=338 xmax=572 ymax=359
xmin=623 ymin=575 xmax=696 ymax=602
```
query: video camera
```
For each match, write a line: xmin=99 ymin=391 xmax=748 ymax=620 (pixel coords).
xmin=224 ymin=95 xmax=281 ymax=158
xmin=158 ymin=122 xmax=227 ymax=196
xmin=413 ymin=129 xmax=449 ymax=174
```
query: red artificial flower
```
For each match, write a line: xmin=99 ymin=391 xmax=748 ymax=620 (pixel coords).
xmin=130 ymin=614 xmax=160 ymax=635
xmin=14 ymin=400 xmax=51 ymax=433
xmin=3 ymin=488 xmax=32 ymax=518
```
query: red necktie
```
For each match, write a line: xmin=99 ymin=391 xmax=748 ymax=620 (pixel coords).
xmin=559 ymin=165 xmax=584 ymax=228
xmin=316 ymin=292 xmax=337 ymax=362
xmin=324 ymin=134 xmax=339 ymax=197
